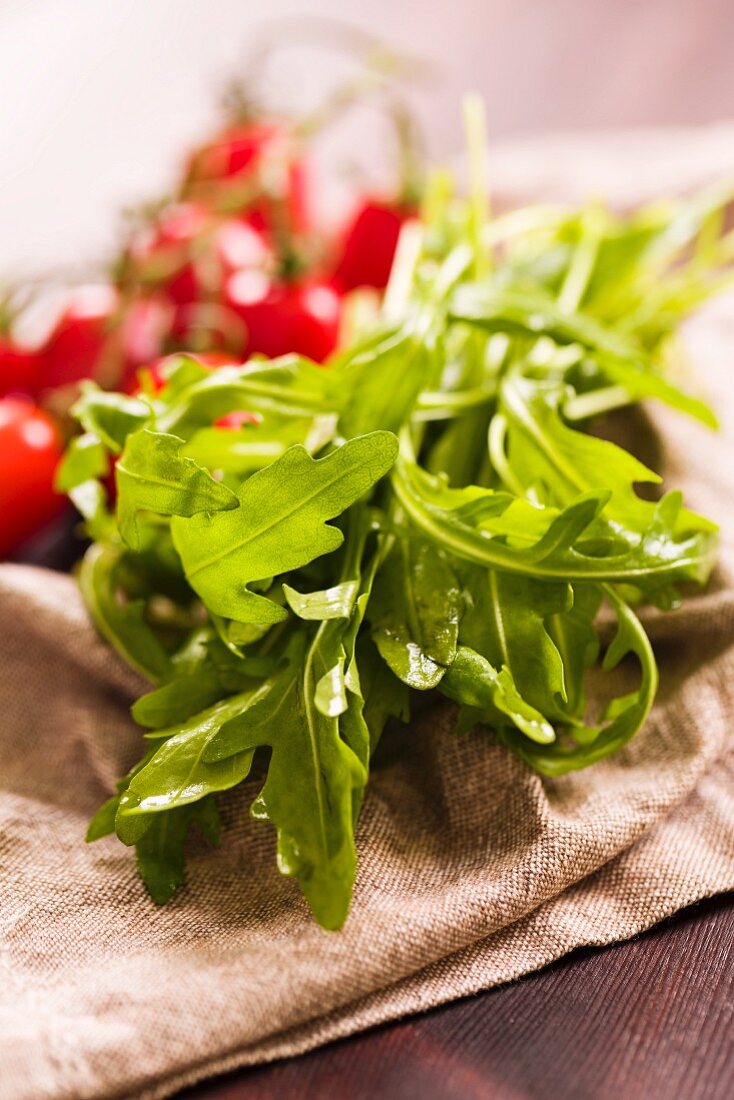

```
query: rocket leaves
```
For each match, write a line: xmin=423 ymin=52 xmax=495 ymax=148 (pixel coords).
xmin=171 ymin=432 xmax=398 ymax=624
xmin=67 ymin=180 xmax=726 ymax=930
xmin=116 ymin=429 xmax=238 ymax=550
xmin=369 ymin=537 xmax=461 ymax=689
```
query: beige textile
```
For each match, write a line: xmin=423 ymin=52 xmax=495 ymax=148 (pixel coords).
xmin=1 ymin=134 xmax=734 ymax=1100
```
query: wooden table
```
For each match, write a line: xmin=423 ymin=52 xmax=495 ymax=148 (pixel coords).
xmin=20 ymin=517 xmax=734 ymax=1100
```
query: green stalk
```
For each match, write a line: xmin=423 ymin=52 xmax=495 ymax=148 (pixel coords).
xmin=462 ymin=93 xmax=491 ymax=278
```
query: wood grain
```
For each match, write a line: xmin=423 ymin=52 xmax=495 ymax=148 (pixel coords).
xmin=181 ymin=892 xmax=734 ymax=1100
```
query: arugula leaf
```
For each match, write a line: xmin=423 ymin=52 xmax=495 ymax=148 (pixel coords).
xmin=458 ymin=566 xmax=571 ymax=720
xmin=256 ymin=635 xmax=365 ymax=929
xmin=393 ymin=455 xmax=716 ymax=595
xmin=190 ymin=636 xmax=366 ymax=930
xmin=69 ymin=479 xmax=116 ymax=542
xmin=130 ymin=628 xmax=260 ymax=728
xmin=440 ymin=646 xmax=555 ymax=744
xmin=78 ymin=544 xmax=172 ymax=683
xmin=499 ymin=587 xmax=658 ymax=774
xmin=450 ymin=283 xmax=717 ymax=426
xmin=135 ymin=797 xmax=220 ymax=904
xmin=146 ymin=354 xmax=211 ymax=399
xmin=119 ymin=691 xmax=262 ymax=812
xmin=547 ymin=583 xmax=602 ymax=718
xmin=72 ymin=386 xmax=152 ymax=452
xmin=86 ymin=794 xmax=122 ymax=842
xmin=159 ymin=356 xmax=337 ymax=436
xmin=282 ymin=580 xmax=358 ymax=620
xmin=500 ymin=368 xmax=714 ymax=537
xmin=358 ymin=638 xmax=410 ymax=753
xmin=181 ymin=416 xmax=315 ymax=476
xmin=369 ymin=537 xmax=462 ymax=689
xmin=116 ymin=429 xmax=238 ymax=550
xmin=86 ymin=746 xmax=162 ymax=843
xmin=63 ymin=170 xmax=728 ymax=930
xmin=172 ymin=432 xmax=398 ymax=623
xmin=338 ymin=329 xmax=429 ymax=437
xmin=55 ymin=432 xmax=108 ymax=492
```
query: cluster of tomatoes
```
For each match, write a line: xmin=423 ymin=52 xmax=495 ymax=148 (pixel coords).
xmin=0 ymin=110 xmax=416 ymax=558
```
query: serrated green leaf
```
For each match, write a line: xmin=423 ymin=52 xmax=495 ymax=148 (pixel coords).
xmin=358 ymin=638 xmax=410 ymax=753
xmin=202 ymin=636 xmax=364 ymax=930
xmin=393 ymin=454 xmax=716 ymax=593
xmin=116 ymin=429 xmax=238 ymax=550
xmin=68 ymin=479 xmax=116 ymax=541
xmin=172 ymin=432 xmax=398 ymax=624
xmin=338 ymin=329 xmax=429 ymax=437
xmin=86 ymin=794 xmax=120 ymax=842
xmin=160 ymin=356 xmax=337 ymax=437
xmin=501 ymin=586 xmax=658 ymax=774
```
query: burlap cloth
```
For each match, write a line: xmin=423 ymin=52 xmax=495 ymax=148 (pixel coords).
xmin=2 ymin=130 xmax=734 ymax=1100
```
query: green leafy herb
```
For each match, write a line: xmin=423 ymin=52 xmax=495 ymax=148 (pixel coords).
xmin=171 ymin=432 xmax=398 ymax=624
xmin=65 ymin=144 xmax=729 ymax=929
xmin=116 ymin=429 xmax=238 ymax=550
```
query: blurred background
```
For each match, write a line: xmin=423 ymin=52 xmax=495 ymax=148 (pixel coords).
xmin=3 ymin=0 xmax=734 ymax=273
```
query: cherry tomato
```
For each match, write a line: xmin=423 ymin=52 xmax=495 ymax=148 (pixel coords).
xmin=0 ymin=336 xmax=42 ymax=397
xmin=333 ymin=199 xmax=417 ymax=292
xmin=126 ymin=203 xmax=270 ymax=304
xmin=0 ymin=398 xmax=65 ymax=557
xmin=39 ymin=285 xmax=119 ymax=391
xmin=169 ymin=220 xmax=271 ymax=347
xmin=225 ymin=272 xmax=341 ymax=362
xmin=124 ymin=202 xmax=211 ymax=304
xmin=123 ymin=203 xmax=273 ymax=356
xmin=183 ymin=122 xmax=309 ymax=233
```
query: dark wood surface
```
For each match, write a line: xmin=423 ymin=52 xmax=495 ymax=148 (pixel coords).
xmin=181 ymin=891 xmax=734 ymax=1100
xmin=19 ymin=518 xmax=734 ymax=1100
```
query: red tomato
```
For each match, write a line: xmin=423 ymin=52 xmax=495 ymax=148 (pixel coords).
xmin=120 ymin=295 xmax=174 ymax=377
xmin=0 ymin=336 xmax=42 ymax=397
xmin=124 ymin=203 xmax=272 ymax=356
xmin=126 ymin=202 xmax=270 ymax=304
xmin=225 ymin=272 xmax=341 ymax=362
xmin=0 ymin=398 xmax=65 ymax=557
xmin=39 ymin=285 xmax=119 ymax=390
xmin=168 ymin=220 xmax=272 ymax=347
xmin=184 ymin=122 xmax=309 ymax=233
xmin=125 ymin=202 xmax=211 ymax=304
xmin=333 ymin=199 xmax=417 ymax=292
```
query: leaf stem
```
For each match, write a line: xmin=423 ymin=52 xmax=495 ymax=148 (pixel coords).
xmin=462 ymin=93 xmax=491 ymax=278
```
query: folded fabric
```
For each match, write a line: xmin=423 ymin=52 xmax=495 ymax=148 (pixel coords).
xmin=2 ymin=130 xmax=734 ymax=1100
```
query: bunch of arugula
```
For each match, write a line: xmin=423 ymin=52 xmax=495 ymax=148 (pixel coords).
xmin=58 ymin=151 xmax=733 ymax=928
